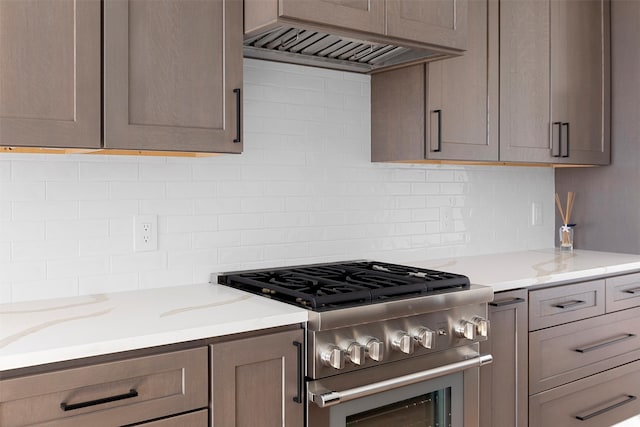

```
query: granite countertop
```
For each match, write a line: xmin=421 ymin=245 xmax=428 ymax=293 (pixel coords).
xmin=0 ymin=284 xmax=307 ymax=372
xmin=408 ymin=249 xmax=640 ymax=292
xmin=3 ymin=249 xmax=640 ymax=373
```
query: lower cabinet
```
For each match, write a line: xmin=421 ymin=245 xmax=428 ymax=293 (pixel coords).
xmin=134 ymin=409 xmax=208 ymax=426
xmin=210 ymin=328 xmax=304 ymax=427
xmin=479 ymin=289 xmax=528 ymax=427
xmin=0 ymin=347 xmax=208 ymax=427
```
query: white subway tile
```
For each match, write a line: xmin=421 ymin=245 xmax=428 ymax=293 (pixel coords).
xmin=193 ymin=163 xmax=241 ymax=181
xmin=79 ymin=200 xmax=138 ymax=218
xmin=160 ymin=233 xmax=192 ymax=251
xmin=140 ymin=163 xmax=192 ymax=181
xmin=12 ymin=161 xmax=78 ymax=181
xmin=195 ymin=198 xmax=242 ymax=215
xmin=0 ymin=182 xmax=45 ymax=201
xmin=139 ymin=199 xmax=194 ymax=215
xmin=168 ymin=249 xmax=217 ymax=269
xmin=166 ymin=215 xmax=218 ymax=233
xmin=218 ymin=246 xmax=263 ymax=265
xmin=46 ymin=219 xmax=109 ymax=240
xmin=218 ymin=213 xmax=264 ymax=230
xmin=79 ymin=273 xmax=139 ymax=294
xmin=240 ymin=197 xmax=285 ymax=213
xmin=167 ymin=182 xmax=216 ymax=199
xmin=13 ymin=239 xmax=78 ymax=261
xmin=79 ymin=162 xmax=138 ymax=181
xmin=13 ymin=201 xmax=78 ymax=221
xmin=0 ymin=161 xmax=10 ymax=181
xmin=110 ymin=182 xmax=165 ymax=200
xmin=47 ymin=182 xmax=108 ymax=201
xmin=111 ymin=251 xmax=167 ymax=273
xmin=47 ymin=256 xmax=109 ymax=279
xmin=0 ymin=221 xmax=45 ymax=241
xmin=11 ymin=278 xmax=78 ymax=302
xmin=194 ymin=230 xmax=241 ymax=249
xmin=139 ymin=269 xmax=195 ymax=289
xmin=79 ymin=236 xmax=131 ymax=256
xmin=4 ymin=260 xmax=46 ymax=282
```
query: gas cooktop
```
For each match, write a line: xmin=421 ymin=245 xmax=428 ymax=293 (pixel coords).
xmin=217 ymin=261 xmax=470 ymax=311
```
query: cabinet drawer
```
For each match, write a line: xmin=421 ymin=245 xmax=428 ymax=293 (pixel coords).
xmin=606 ymin=272 xmax=640 ymax=312
xmin=529 ymin=306 xmax=640 ymax=394
xmin=0 ymin=347 xmax=208 ymax=427
xmin=137 ymin=408 xmax=208 ymax=426
xmin=529 ymin=358 xmax=640 ymax=427
xmin=529 ymin=279 xmax=605 ymax=330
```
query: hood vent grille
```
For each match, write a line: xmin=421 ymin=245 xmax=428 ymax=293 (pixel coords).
xmin=244 ymin=26 xmax=448 ymax=73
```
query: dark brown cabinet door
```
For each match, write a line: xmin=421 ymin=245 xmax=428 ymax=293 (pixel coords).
xmin=371 ymin=0 xmax=494 ymax=162
xmin=211 ymin=328 xmax=304 ymax=427
xmin=103 ymin=0 xmax=243 ymax=153
xmin=386 ymin=0 xmax=468 ymax=50
xmin=280 ymin=0 xmax=384 ymax=35
xmin=500 ymin=0 xmax=610 ymax=165
xmin=0 ymin=0 xmax=101 ymax=148
xmin=480 ymin=289 xmax=528 ymax=427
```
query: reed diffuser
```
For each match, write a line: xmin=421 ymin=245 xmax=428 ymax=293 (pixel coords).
xmin=555 ymin=192 xmax=575 ymax=250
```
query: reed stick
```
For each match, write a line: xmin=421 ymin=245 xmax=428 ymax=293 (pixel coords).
xmin=555 ymin=192 xmax=567 ymax=224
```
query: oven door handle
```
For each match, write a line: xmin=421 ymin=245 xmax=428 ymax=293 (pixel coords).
xmin=309 ymin=353 xmax=493 ymax=408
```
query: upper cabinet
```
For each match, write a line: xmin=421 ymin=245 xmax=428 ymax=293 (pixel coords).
xmin=500 ymin=0 xmax=610 ymax=165
xmin=372 ymin=0 xmax=497 ymax=162
xmin=1 ymin=0 xmax=243 ymax=154
xmin=0 ymin=0 xmax=101 ymax=148
xmin=386 ymin=0 xmax=468 ymax=50
xmin=103 ymin=0 xmax=243 ymax=152
xmin=278 ymin=0 xmax=385 ymax=35
xmin=372 ymin=0 xmax=611 ymax=166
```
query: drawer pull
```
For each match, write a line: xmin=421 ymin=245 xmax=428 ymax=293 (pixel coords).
xmin=574 ymin=333 xmax=636 ymax=353
xmin=490 ymin=297 xmax=525 ymax=307
xmin=553 ymin=299 xmax=585 ymax=309
xmin=624 ymin=287 xmax=640 ymax=295
xmin=60 ymin=389 xmax=138 ymax=411
xmin=575 ymin=394 xmax=637 ymax=421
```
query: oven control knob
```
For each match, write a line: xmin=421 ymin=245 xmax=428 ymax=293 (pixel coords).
xmin=346 ymin=342 xmax=366 ymax=366
xmin=365 ymin=338 xmax=384 ymax=362
xmin=321 ymin=345 xmax=345 ymax=370
xmin=472 ymin=316 xmax=490 ymax=337
xmin=455 ymin=320 xmax=476 ymax=340
xmin=413 ymin=327 xmax=436 ymax=349
xmin=391 ymin=332 xmax=415 ymax=354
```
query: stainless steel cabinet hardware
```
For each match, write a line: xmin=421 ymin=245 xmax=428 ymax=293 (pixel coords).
xmin=574 ymin=333 xmax=636 ymax=354
xmin=575 ymin=394 xmax=637 ymax=421
xmin=60 ymin=389 xmax=138 ymax=411
xmin=490 ymin=297 xmax=525 ymax=307
xmin=553 ymin=299 xmax=586 ymax=309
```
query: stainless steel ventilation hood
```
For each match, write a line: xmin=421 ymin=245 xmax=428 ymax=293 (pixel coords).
xmin=244 ymin=26 xmax=456 ymax=74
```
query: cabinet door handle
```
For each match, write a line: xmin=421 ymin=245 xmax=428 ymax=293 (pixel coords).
xmin=60 ymin=389 xmax=138 ymax=411
xmin=552 ymin=299 xmax=585 ymax=309
xmin=624 ymin=287 xmax=640 ymax=295
xmin=489 ymin=297 xmax=525 ymax=307
xmin=574 ymin=333 xmax=636 ymax=353
xmin=293 ymin=341 xmax=304 ymax=404
xmin=575 ymin=395 xmax=637 ymax=421
xmin=562 ymin=122 xmax=570 ymax=157
xmin=233 ymin=88 xmax=241 ymax=143
xmin=552 ymin=121 xmax=563 ymax=157
xmin=433 ymin=109 xmax=442 ymax=152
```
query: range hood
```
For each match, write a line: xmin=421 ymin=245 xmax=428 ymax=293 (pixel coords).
xmin=244 ymin=26 xmax=455 ymax=74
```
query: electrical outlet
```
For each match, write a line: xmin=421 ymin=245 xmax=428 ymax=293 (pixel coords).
xmin=531 ymin=201 xmax=543 ymax=227
xmin=134 ymin=215 xmax=157 ymax=251
xmin=440 ymin=206 xmax=454 ymax=232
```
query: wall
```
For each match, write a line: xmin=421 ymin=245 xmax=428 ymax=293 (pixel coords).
xmin=0 ymin=59 xmax=555 ymax=303
xmin=555 ymin=0 xmax=640 ymax=254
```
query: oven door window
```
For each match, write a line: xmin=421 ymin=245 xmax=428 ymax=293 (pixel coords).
xmin=329 ymin=372 xmax=463 ymax=427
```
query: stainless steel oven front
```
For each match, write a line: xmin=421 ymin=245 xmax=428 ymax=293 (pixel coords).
xmin=307 ymin=344 xmax=491 ymax=427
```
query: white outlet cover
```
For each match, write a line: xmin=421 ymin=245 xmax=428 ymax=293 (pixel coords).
xmin=134 ymin=215 xmax=158 ymax=251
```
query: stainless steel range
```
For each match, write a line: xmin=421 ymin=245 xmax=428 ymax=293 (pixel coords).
xmin=218 ymin=261 xmax=493 ymax=427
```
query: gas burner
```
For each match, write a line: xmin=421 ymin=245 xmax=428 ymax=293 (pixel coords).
xmin=218 ymin=261 xmax=470 ymax=311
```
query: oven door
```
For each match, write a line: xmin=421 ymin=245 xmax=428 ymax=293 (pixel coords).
xmin=307 ymin=344 xmax=491 ymax=427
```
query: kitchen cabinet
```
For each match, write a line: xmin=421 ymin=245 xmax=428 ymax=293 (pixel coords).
xmin=371 ymin=0 xmax=496 ymax=162
xmin=480 ymin=289 xmax=528 ymax=427
xmin=0 ymin=347 xmax=208 ymax=427
xmin=0 ymin=0 xmax=101 ymax=148
xmin=528 ymin=273 xmax=640 ymax=426
xmin=1 ymin=0 xmax=243 ymax=154
xmin=210 ymin=328 xmax=304 ymax=427
xmin=500 ymin=0 xmax=610 ymax=165
xmin=246 ymin=0 xmax=467 ymax=50
xmin=104 ymin=0 xmax=242 ymax=153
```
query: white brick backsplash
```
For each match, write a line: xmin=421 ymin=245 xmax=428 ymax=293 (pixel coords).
xmin=0 ymin=59 xmax=555 ymax=302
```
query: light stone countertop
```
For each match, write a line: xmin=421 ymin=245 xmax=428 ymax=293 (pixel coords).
xmin=3 ymin=249 xmax=640 ymax=372
xmin=0 ymin=284 xmax=307 ymax=372
xmin=407 ymin=249 xmax=640 ymax=292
